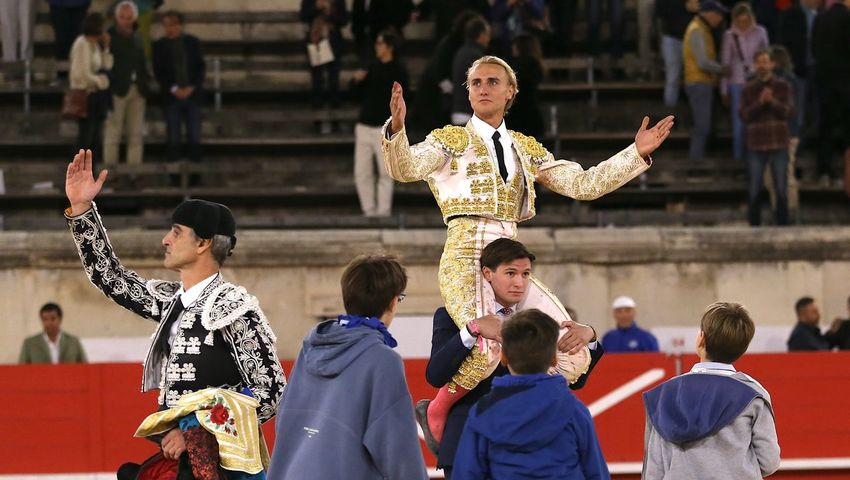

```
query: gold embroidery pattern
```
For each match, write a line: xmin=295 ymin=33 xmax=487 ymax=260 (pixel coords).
xmin=536 ymin=143 xmax=647 ymax=201
xmin=431 ymin=125 xmax=470 ymax=155
xmin=380 ymin=123 xmax=447 ymax=182
xmin=510 ymin=130 xmax=548 ymax=165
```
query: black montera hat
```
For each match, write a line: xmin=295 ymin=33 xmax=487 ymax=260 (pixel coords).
xmin=171 ymin=199 xmax=237 ymax=250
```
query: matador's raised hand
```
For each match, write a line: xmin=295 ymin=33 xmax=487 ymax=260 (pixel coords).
xmin=389 ymin=81 xmax=406 ymax=135
xmin=634 ymin=115 xmax=675 ymax=159
xmin=65 ymin=149 xmax=108 ymax=215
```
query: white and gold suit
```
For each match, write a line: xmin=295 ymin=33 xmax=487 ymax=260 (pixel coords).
xmin=381 ymin=117 xmax=650 ymax=391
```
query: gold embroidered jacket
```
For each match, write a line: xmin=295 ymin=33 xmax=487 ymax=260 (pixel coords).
xmin=381 ymin=120 xmax=650 ymax=223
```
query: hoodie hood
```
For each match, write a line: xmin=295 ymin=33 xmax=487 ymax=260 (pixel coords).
xmin=643 ymin=373 xmax=763 ymax=445
xmin=301 ymin=319 xmax=386 ymax=377
xmin=469 ymin=374 xmax=576 ymax=450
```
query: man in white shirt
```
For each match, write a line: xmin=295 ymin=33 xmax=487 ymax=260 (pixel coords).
xmin=64 ymin=149 xmax=285 ymax=471
xmin=19 ymin=303 xmax=87 ymax=364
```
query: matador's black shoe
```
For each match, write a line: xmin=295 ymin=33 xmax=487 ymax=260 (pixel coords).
xmin=415 ymin=399 xmax=440 ymax=456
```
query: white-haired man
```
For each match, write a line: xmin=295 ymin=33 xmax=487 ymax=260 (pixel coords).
xmin=382 ymin=55 xmax=675 ymax=450
xmin=104 ymin=0 xmax=150 ymax=174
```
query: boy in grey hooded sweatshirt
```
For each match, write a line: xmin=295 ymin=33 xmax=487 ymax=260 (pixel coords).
xmin=267 ymin=255 xmax=428 ymax=480
xmin=642 ymin=302 xmax=780 ymax=480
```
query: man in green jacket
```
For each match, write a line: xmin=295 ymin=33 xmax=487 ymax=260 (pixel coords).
xmin=19 ymin=303 xmax=87 ymax=364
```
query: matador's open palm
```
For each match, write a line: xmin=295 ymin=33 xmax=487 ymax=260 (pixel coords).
xmin=66 ymin=149 xmax=108 ymax=215
xmin=634 ymin=115 xmax=675 ymax=158
xmin=389 ymin=81 xmax=406 ymax=135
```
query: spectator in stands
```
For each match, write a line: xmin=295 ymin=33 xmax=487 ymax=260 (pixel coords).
xmin=545 ymin=0 xmax=577 ymax=57
xmin=417 ymin=0 xmax=490 ymax=40
xmin=19 ymin=302 xmax=87 ymax=364
xmin=722 ymin=2 xmax=769 ymax=161
xmin=489 ymin=0 xmax=547 ymax=59
xmin=351 ymin=0 xmax=412 ymax=65
xmin=267 ymin=255 xmax=428 ymax=480
xmin=740 ymin=48 xmax=793 ymax=226
xmin=454 ymin=309 xmax=610 ymax=480
xmin=300 ymin=0 xmax=348 ymax=134
xmin=683 ymin=1 xmax=730 ymax=160
xmin=351 ymin=30 xmax=408 ymax=217
xmin=0 ymin=0 xmax=37 ymax=79
xmin=602 ymin=296 xmax=659 ymax=353
xmin=657 ymin=0 xmax=700 ymax=107
xmin=47 ymin=0 xmax=92 ymax=82
xmin=636 ymin=0 xmax=657 ymax=78
xmin=153 ymin=10 xmax=205 ymax=185
xmin=787 ymin=296 xmax=831 ymax=350
xmin=451 ymin=16 xmax=490 ymax=126
xmin=587 ymin=0 xmax=625 ymax=79
xmin=812 ymin=0 xmax=850 ymax=187
xmin=70 ymin=12 xmax=112 ymax=170
xmin=776 ymin=0 xmax=822 ymax=147
xmin=643 ymin=302 xmax=780 ymax=479
xmin=126 ymin=0 xmax=158 ymax=60
xmin=410 ymin=11 xmax=484 ymax=138
xmin=763 ymin=45 xmax=800 ymax=222
xmin=827 ymin=294 xmax=850 ymax=350
xmin=507 ymin=34 xmax=545 ymax=139
xmin=104 ymin=1 xmax=150 ymax=185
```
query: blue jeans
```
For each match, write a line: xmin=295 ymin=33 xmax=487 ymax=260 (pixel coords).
xmin=749 ymin=149 xmax=789 ymax=226
xmin=164 ymin=98 xmax=202 ymax=164
xmin=587 ymin=0 xmax=624 ymax=58
xmin=685 ymin=82 xmax=714 ymax=160
xmin=728 ymin=83 xmax=746 ymax=160
xmin=660 ymin=35 xmax=683 ymax=108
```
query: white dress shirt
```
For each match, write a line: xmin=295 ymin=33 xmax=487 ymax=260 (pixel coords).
xmin=43 ymin=332 xmax=62 ymax=364
xmin=168 ymin=272 xmax=219 ymax=345
xmin=470 ymin=115 xmax=518 ymax=182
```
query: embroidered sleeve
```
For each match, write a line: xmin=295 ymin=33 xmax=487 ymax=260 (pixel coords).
xmin=535 ymin=143 xmax=650 ymax=201
xmin=66 ymin=202 xmax=169 ymax=321
xmin=220 ymin=309 xmax=286 ymax=424
xmin=381 ymin=119 xmax=449 ymax=182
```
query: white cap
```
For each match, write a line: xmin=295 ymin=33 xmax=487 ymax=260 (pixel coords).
xmin=612 ymin=296 xmax=636 ymax=310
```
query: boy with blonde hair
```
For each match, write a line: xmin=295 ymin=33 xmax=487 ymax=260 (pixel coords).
xmin=642 ymin=302 xmax=780 ymax=479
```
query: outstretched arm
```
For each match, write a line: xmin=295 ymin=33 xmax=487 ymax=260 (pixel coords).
xmin=381 ymin=81 xmax=448 ymax=182
xmin=536 ymin=116 xmax=674 ymax=200
xmin=65 ymin=149 xmax=164 ymax=321
xmin=66 ymin=149 xmax=108 ymax=215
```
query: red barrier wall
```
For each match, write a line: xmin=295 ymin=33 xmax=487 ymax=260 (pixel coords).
xmin=3 ymin=353 xmax=850 ymax=477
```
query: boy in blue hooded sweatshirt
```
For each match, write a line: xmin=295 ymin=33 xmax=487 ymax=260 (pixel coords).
xmin=267 ymin=255 xmax=428 ymax=480
xmin=453 ymin=309 xmax=609 ymax=480
xmin=642 ymin=302 xmax=780 ymax=480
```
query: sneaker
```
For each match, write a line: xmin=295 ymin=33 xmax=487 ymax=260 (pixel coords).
xmin=415 ymin=399 xmax=440 ymax=456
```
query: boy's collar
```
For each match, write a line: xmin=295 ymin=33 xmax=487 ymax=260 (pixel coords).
xmin=691 ymin=361 xmax=736 ymax=374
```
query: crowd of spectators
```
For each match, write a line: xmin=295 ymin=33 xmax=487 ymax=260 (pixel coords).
xmin=0 ymin=0 xmax=848 ymax=224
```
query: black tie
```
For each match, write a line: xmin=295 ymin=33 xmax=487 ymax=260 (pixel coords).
xmin=492 ymin=131 xmax=508 ymax=183
xmin=158 ymin=295 xmax=184 ymax=355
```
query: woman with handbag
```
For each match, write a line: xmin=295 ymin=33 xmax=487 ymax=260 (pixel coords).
xmin=70 ymin=12 xmax=113 ymax=168
xmin=720 ymin=2 xmax=769 ymax=161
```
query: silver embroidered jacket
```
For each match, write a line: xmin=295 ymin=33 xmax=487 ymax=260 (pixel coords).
xmin=67 ymin=203 xmax=286 ymax=423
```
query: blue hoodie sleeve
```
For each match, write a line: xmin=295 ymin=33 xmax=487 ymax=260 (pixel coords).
xmin=573 ymin=404 xmax=610 ymax=480
xmin=362 ymin=352 xmax=428 ymax=480
xmin=453 ymin=410 xmax=490 ymax=480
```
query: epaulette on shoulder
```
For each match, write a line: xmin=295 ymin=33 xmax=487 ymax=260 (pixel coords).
xmin=146 ymin=280 xmax=181 ymax=302
xmin=510 ymin=130 xmax=549 ymax=162
xmin=430 ymin=125 xmax=470 ymax=155
xmin=199 ymin=282 xmax=277 ymax=343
